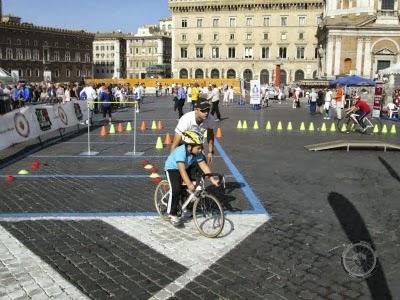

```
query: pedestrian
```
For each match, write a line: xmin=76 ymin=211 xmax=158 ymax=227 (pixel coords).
xmin=207 ymin=84 xmax=221 ymax=121
xmin=309 ymin=88 xmax=318 ymax=115
xmin=99 ymin=86 xmax=112 ymax=123
xmin=190 ymin=82 xmax=200 ymax=111
xmin=176 ymin=84 xmax=186 ymax=118
xmin=317 ymin=89 xmax=324 ymax=114
xmin=228 ymin=86 xmax=234 ymax=104
xmin=335 ymin=84 xmax=344 ymax=119
xmin=324 ymin=89 xmax=333 ymax=119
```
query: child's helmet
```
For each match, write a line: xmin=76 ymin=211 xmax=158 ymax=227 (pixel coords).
xmin=182 ymin=130 xmax=204 ymax=145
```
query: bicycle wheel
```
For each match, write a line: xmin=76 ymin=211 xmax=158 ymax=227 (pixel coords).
xmin=193 ymin=193 xmax=224 ymax=238
xmin=341 ymin=241 xmax=377 ymax=278
xmin=154 ymin=180 xmax=170 ymax=220
xmin=337 ymin=117 xmax=353 ymax=133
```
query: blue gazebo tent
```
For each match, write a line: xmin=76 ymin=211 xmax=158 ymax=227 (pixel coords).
xmin=329 ymin=75 xmax=376 ymax=86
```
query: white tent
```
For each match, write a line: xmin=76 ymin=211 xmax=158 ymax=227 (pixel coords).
xmin=381 ymin=63 xmax=400 ymax=75
xmin=0 ymin=67 xmax=14 ymax=84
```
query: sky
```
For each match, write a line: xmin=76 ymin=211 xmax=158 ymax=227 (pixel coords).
xmin=2 ymin=0 xmax=171 ymax=33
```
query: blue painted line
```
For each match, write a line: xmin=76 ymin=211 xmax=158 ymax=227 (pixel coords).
xmin=214 ymin=140 xmax=268 ymax=216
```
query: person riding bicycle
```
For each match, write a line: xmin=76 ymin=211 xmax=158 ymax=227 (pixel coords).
xmin=164 ymin=130 xmax=220 ymax=227
xmin=345 ymin=95 xmax=372 ymax=132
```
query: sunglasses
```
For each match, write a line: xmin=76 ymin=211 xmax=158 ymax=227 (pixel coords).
xmin=200 ymin=108 xmax=210 ymax=113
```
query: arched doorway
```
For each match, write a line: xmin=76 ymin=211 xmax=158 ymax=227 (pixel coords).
xmin=179 ymin=69 xmax=188 ymax=79
xmin=227 ymin=69 xmax=236 ymax=79
xmin=260 ymin=69 xmax=269 ymax=85
xmin=211 ymin=69 xmax=220 ymax=79
xmin=243 ymin=69 xmax=253 ymax=90
xmin=294 ymin=70 xmax=305 ymax=81
xmin=195 ymin=69 xmax=204 ymax=79
xmin=343 ymin=58 xmax=352 ymax=74
xmin=280 ymin=70 xmax=287 ymax=85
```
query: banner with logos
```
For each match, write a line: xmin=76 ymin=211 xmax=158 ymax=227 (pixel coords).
xmin=250 ymin=79 xmax=261 ymax=105
xmin=0 ymin=100 xmax=88 ymax=151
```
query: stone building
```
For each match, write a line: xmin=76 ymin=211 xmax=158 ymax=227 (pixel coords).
xmin=0 ymin=14 xmax=94 ymax=83
xmin=317 ymin=0 xmax=400 ymax=79
xmin=159 ymin=17 xmax=173 ymax=35
xmin=126 ymin=26 xmax=172 ymax=79
xmin=168 ymin=0 xmax=323 ymax=85
xmin=93 ymin=32 xmax=127 ymax=79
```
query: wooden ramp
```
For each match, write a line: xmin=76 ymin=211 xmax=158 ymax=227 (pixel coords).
xmin=305 ymin=140 xmax=400 ymax=152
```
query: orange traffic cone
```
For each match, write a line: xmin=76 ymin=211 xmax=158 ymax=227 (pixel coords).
xmin=117 ymin=122 xmax=124 ymax=133
xmin=157 ymin=120 xmax=164 ymax=130
xmin=216 ymin=127 xmax=223 ymax=139
xmin=100 ymin=126 xmax=107 ymax=136
xmin=164 ymin=132 xmax=172 ymax=145
xmin=140 ymin=121 xmax=147 ymax=132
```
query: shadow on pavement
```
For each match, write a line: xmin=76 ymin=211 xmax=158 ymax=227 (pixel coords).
xmin=328 ymin=192 xmax=392 ymax=300
xmin=378 ymin=156 xmax=400 ymax=182
xmin=207 ymin=181 xmax=245 ymax=212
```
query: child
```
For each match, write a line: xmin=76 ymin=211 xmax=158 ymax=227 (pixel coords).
xmin=164 ymin=130 xmax=219 ymax=226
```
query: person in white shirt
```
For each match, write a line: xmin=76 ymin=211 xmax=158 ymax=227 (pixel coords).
xmin=80 ymin=84 xmax=98 ymax=125
xmin=207 ymin=84 xmax=221 ymax=121
xmin=324 ymin=89 xmax=333 ymax=119
xmin=228 ymin=86 xmax=234 ymax=103
xmin=171 ymin=100 xmax=216 ymax=164
xmin=309 ymin=88 xmax=318 ymax=114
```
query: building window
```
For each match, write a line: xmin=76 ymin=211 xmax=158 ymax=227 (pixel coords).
xmin=246 ymin=17 xmax=253 ymax=26
xmin=297 ymin=47 xmax=305 ymax=59
xmin=54 ymin=51 xmax=60 ymax=61
xmin=96 ymin=46 xmax=99 ymax=50
xmin=299 ymin=16 xmax=306 ymax=26
xmin=54 ymin=42 xmax=58 ymax=47
xmin=85 ymin=53 xmax=90 ymax=62
xmin=197 ymin=19 xmax=203 ymax=28
xmin=212 ymin=47 xmax=219 ymax=58
xmin=0 ymin=48 xmax=2 ymax=59
xmin=281 ymin=32 xmax=287 ymax=41
xmin=55 ymin=70 xmax=60 ymax=77
xmin=263 ymin=33 xmax=269 ymax=40
xmin=16 ymin=49 xmax=23 ymax=60
xmin=18 ymin=69 xmax=23 ymax=77
xmin=26 ymin=69 xmax=31 ymax=77
xmin=100 ymin=46 xmax=104 ymax=51
xmin=5 ymin=48 xmax=12 ymax=59
xmin=25 ymin=39 xmax=29 ymax=46
xmin=181 ymin=34 xmax=186 ymax=41
xmin=66 ymin=42 xmax=69 ymax=48
xmin=228 ymin=47 xmax=236 ymax=58
xmin=299 ymin=32 xmax=304 ymax=40
xmin=180 ymin=47 xmax=187 ymax=58
xmin=16 ymin=39 xmax=21 ymax=45
xmin=35 ymin=69 xmax=40 ymax=77
xmin=75 ymin=52 xmax=81 ymax=62
xmin=279 ymin=47 xmax=287 ymax=58
xmin=281 ymin=16 xmax=288 ymax=26
xmin=382 ymin=0 xmax=394 ymax=10
xmin=182 ymin=19 xmax=187 ymax=27
xmin=229 ymin=17 xmax=236 ymax=27
xmin=197 ymin=34 xmax=202 ymax=41
xmin=77 ymin=70 xmax=81 ymax=77
xmin=315 ymin=47 xmax=318 ymax=59
xmin=246 ymin=33 xmax=252 ymax=40
xmin=245 ymin=47 xmax=253 ymax=58
xmin=230 ymin=33 xmax=235 ymax=40
xmin=65 ymin=51 xmax=70 ymax=61
xmin=213 ymin=18 xmax=219 ymax=27
xmin=262 ymin=47 xmax=270 ymax=59
xmin=110 ymin=46 xmax=114 ymax=50
xmin=25 ymin=49 xmax=32 ymax=60
xmin=33 ymin=49 xmax=39 ymax=60
xmin=135 ymin=48 xmax=139 ymax=54
xmin=213 ymin=33 xmax=218 ymax=41
xmin=263 ymin=17 xmax=271 ymax=26
xmin=7 ymin=38 xmax=11 ymax=45
xmin=196 ymin=47 xmax=203 ymax=58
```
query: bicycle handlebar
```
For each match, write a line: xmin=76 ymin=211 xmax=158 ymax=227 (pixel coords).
xmin=202 ymin=173 xmax=225 ymax=189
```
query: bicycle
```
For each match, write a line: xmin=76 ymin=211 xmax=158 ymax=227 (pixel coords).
xmin=154 ymin=173 xmax=225 ymax=238
xmin=337 ymin=111 xmax=382 ymax=134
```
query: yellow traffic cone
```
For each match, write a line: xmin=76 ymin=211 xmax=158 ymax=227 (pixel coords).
xmin=341 ymin=123 xmax=347 ymax=132
xmin=390 ymin=124 xmax=397 ymax=134
xmin=253 ymin=121 xmax=259 ymax=129
xmin=17 ymin=169 xmax=29 ymax=175
xmin=308 ymin=122 xmax=315 ymax=131
xmin=373 ymin=124 xmax=379 ymax=134
xmin=287 ymin=122 xmax=293 ymax=131
xmin=266 ymin=121 xmax=272 ymax=131
xmin=382 ymin=124 xmax=388 ymax=134
xmin=126 ymin=122 xmax=132 ymax=131
xmin=242 ymin=120 xmax=248 ymax=129
xmin=330 ymin=123 xmax=336 ymax=132
xmin=151 ymin=120 xmax=157 ymax=130
xmin=237 ymin=120 xmax=242 ymax=129
xmin=321 ymin=123 xmax=327 ymax=132
xmin=300 ymin=122 xmax=306 ymax=131
xmin=109 ymin=123 xmax=116 ymax=134
xmin=155 ymin=137 xmax=163 ymax=149
xmin=277 ymin=121 xmax=283 ymax=131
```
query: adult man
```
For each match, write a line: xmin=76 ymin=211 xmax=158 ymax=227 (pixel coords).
xmin=346 ymin=95 xmax=371 ymax=131
xmin=171 ymin=100 xmax=215 ymax=164
xmin=335 ymin=84 xmax=344 ymax=119
xmin=207 ymin=84 xmax=221 ymax=121
xmin=80 ymin=83 xmax=98 ymax=124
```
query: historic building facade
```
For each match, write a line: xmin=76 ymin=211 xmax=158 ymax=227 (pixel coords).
xmin=126 ymin=26 xmax=172 ymax=79
xmin=169 ymin=0 xmax=323 ymax=84
xmin=0 ymin=15 xmax=94 ymax=83
xmin=317 ymin=0 xmax=400 ymax=79
xmin=93 ymin=32 xmax=127 ymax=79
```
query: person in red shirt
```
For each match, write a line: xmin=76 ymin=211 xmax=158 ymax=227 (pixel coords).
xmin=346 ymin=95 xmax=371 ymax=131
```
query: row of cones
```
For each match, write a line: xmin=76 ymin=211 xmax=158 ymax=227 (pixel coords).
xmin=237 ymin=120 xmax=398 ymax=134
xmin=5 ymin=160 xmax=41 ymax=182
xmin=101 ymin=122 xmax=132 ymax=136
xmin=142 ymin=160 xmax=162 ymax=183
xmin=140 ymin=120 xmax=165 ymax=132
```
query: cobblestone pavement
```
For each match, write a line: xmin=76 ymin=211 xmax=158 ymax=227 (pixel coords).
xmin=0 ymin=96 xmax=399 ymax=299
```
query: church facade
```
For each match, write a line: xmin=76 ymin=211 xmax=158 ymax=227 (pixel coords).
xmin=317 ymin=0 xmax=400 ymax=79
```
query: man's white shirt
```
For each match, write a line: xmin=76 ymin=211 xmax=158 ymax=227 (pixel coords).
xmin=175 ymin=111 xmax=216 ymax=135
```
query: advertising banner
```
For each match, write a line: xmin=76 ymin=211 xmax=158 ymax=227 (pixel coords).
xmin=250 ymin=80 xmax=261 ymax=105
xmin=372 ymin=82 xmax=383 ymax=118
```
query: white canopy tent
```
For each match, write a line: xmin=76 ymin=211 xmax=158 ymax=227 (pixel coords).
xmin=0 ymin=67 xmax=15 ymax=84
xmin=381 ymin=63 xmax=400 ymax=75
